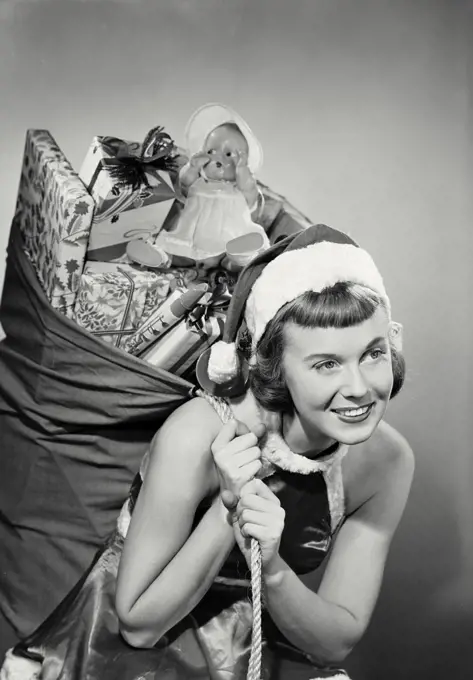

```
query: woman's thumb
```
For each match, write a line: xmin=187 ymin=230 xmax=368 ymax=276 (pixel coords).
xmin=221 ymin=489 xmax=238 ymax=510
xmin=234 ymin=419 xmax=251 ymax=437
xmin=252 ymin=422 xmax=267 ymax=440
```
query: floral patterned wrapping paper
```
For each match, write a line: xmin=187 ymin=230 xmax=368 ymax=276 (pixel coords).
xmin=14 ymin=129 xmax=95 ymax=317
xmin=74 ymin=262 xmax=198 ymax=350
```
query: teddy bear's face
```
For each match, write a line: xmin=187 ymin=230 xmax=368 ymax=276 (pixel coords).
xmin=203 ymin=124 xmax=248 ymax=182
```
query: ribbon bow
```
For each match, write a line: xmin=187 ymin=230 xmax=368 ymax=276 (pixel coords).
xmin=187 ymin=276 xmax=233 ymax=332
xmin=100 ymin=126 xmax=179 ymax=193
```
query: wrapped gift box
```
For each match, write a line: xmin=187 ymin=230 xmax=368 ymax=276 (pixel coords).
xmin=14 ymin=129 xmax=95 ymax=317
xmin=73 ymin=266 xmax=159 ymax=348
xmin=75 ymin=261 xmax=199 ymax=349
xmin=84 ymin=201 xmax=180 ymax=262
xmin=79 ymin=135 xmax=185 ymax=261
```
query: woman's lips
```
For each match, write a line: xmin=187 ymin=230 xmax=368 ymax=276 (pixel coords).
xmin=331 ymin=403 xmax=374 ymax=423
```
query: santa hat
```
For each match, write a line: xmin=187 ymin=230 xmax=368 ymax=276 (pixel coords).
xmin=197 ymin=224 xmax=401 ymax=394
xmin=185 ymin=102 xmax=263 ymax=174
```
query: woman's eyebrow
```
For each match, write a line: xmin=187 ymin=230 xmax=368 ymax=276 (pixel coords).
xmin=304 ymin=351 xmax=340 ymax=362
xmin=304 ymin=336 xmax=387 ymax=362
xmin=365 ymin=336 xmax=388 ymax=350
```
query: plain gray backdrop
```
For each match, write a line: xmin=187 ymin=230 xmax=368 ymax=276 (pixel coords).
xmin=0 ymin=1 xmax=472 ymax=678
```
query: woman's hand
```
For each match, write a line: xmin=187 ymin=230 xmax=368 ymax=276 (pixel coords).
xmin=210 ymin=420 xmax=265 ymax=511
xmin=233 ymin=479 xmax=285 ymax=570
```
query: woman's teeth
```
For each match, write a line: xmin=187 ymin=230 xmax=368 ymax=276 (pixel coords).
xmin=335 ymin=405 xmax=371 ymax=417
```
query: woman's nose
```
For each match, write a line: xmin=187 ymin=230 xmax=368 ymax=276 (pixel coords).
xmin=340 ymin=367 xmax=369 ymax=398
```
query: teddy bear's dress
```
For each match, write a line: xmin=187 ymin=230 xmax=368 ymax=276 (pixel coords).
xmin=1 ymin=394 xmax=350 ymax=680
xmin=160 ymin=177 xmax=269 ymax=261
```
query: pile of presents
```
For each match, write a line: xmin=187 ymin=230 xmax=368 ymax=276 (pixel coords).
xmin=13 ymin=127 xmax=311 ymax=381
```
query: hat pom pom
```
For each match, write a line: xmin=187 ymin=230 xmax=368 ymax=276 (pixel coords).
xmin=207 ymin=341 xmax=239 ymax=384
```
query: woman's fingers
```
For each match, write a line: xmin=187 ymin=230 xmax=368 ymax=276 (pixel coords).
xmin=235 ymin=419 xmax=252 ymax=437
xmin=211 ymin=420 xmax=266 ymax=501
xmin=240 ymin=479 xmax=280 ymax=503
xmin=221 ymin=489 xmax=238 ymax=510
xmin=236 ymin=482 xmax=283 ymax=527
xmin=211 ymin=420 xmax=265 ymax=456
xmin=210 ymin=420 xmax=243 ymax=453
xmin=240 ymin=459 xmax=262 ymax=482
xmin=231 ymin=446 xmax=261 ymax=468
xmin=240 ymin=523 xmax=276 ymax=542
xmin=212 ymin=428 xmax=257 ymax=459
xmin=238 ymin=506 xmax=286 ymax=540
xmin=236 ymin=492 xmax=276 ymax=517
xmin=252 ymin=422 xmax=266 ymax=440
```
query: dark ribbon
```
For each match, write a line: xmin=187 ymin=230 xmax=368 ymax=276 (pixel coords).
xmin=90 ymin=126 xmax=179 ymax=195
xmin=187 ymin=279 xmax=232 ymax=334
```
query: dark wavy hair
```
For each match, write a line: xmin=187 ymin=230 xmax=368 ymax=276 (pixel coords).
xmin=238 ymin=282 xmax=405 ymax=414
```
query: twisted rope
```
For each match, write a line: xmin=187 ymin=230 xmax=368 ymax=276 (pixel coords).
xmin=199 ymin=393 xmax=264 ymax=680
xmin=247 ymin=537 xmax=263 ymax=680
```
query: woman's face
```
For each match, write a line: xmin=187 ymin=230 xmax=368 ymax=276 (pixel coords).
xmin=282 ymin=306 xmax=393 ymax=449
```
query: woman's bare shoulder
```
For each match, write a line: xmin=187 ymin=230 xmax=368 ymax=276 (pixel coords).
xmin=150 ymin=396 xmax=224 ymax=456
xmin=143 ymin=397 xmax=225 ymax=489
xmin=344 ymin=420 xmax=414 ymax=515
xmin=363 ymin=420 xmax=414 ymax=469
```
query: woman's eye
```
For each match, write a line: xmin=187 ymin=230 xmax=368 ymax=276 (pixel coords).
xmin=315 ymin=360 xmax=338 ymax=372
xmin=367 ymin=348 xmax=386 ymax=361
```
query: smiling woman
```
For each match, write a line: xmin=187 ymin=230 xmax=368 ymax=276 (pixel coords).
xmin=248 ymin=286 xmax=405 ymax=453
xmin=2 ymin=224 xmax=414 ymax=680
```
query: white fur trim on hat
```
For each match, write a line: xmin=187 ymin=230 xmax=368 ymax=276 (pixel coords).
xmin=245 ymin=241 xmax=390 ymax=349
xmin=185 ymin=103 xmax=263 ymax=173
xmin=207 ymin=340 xmax=239 ymax=384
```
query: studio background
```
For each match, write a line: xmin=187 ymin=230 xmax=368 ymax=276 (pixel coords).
xmin=0 ymin=1 xmax=471 ymax=678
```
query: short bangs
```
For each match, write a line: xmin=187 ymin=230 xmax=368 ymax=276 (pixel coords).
xmin=276 ymin=282 xmax=384 ymax=331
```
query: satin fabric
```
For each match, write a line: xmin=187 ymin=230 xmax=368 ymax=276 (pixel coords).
xmin=0 ymin=225 xmax=194 ymax=639
xmin=10 ymin=470 xmax=348 ymax=679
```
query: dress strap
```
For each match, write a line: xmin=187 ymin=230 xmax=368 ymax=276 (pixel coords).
xmin=323 ymin=446 xmax=348 ymax=533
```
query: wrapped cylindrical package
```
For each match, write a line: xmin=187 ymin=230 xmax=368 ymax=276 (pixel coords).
xmin=141 ymin=311 xmax=224 ymax=376
xmin=125 ymin=282 xmax=208 ymax=356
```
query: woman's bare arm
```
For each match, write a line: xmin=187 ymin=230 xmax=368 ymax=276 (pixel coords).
xmin=261 ymin=427 xmax=415 ymax=666
xmin=115 ymin=397 xmax=234 ymax=648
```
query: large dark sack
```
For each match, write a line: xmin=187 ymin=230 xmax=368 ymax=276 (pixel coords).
xmin=0 ymin=221 xmax=195 ymax=641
